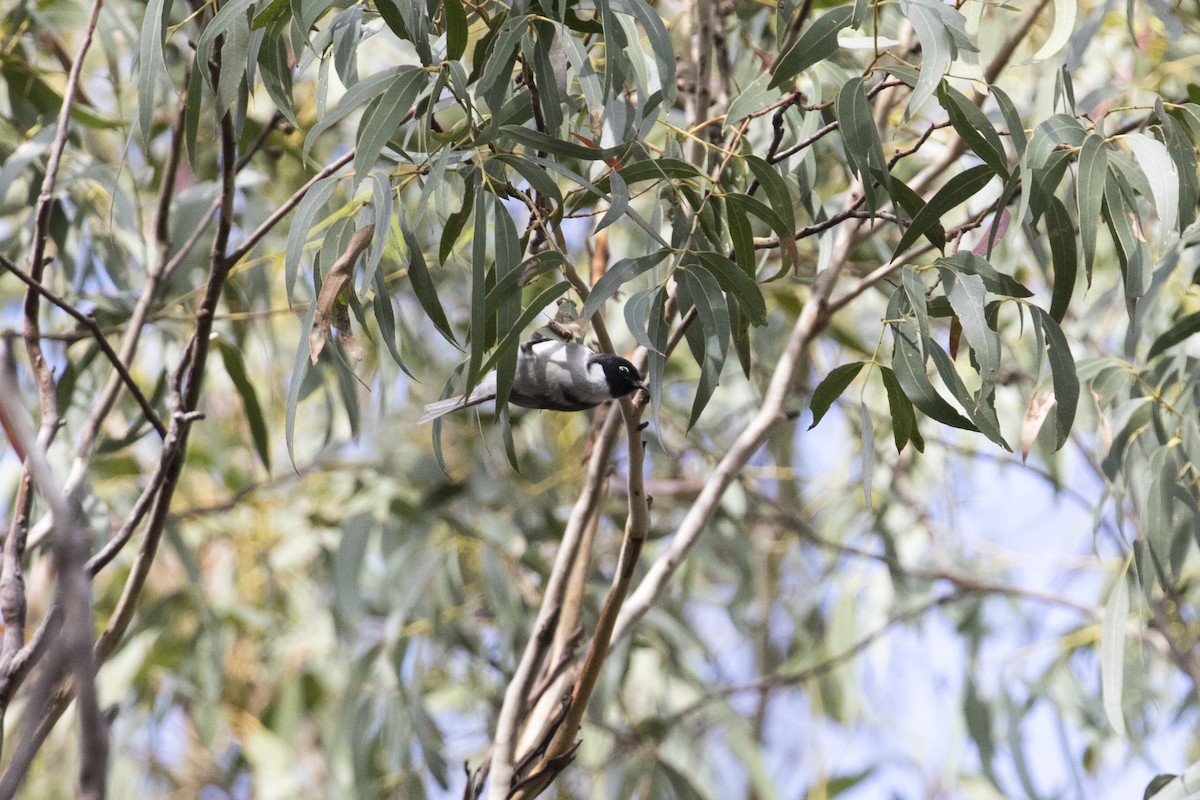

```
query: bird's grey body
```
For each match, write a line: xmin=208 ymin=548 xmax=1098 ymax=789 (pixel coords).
xmin=418 ymin=340 xmax=645 ymax=424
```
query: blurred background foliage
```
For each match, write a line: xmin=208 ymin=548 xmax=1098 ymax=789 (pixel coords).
xmin=2 ymin=0 xmax=1200 ymax=797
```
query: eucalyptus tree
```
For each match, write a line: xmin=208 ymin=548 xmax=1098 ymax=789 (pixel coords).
xmin=0 ymin=0 xmax=1198 ymax=797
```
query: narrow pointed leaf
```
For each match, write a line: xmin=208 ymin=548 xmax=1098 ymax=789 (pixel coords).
xmin=443 ymin=0 xmax=469 ymax=61
xmin=217 ymin=340 xmax=272 ymax=472
xmin=879 ymin=366 xmax=916 ymax=452
xmin=403 ymin=225 xmax=458 ymax=346
xmin=938 ymin=83 xmax=1009 ymax=177
xmin=1147 ymin=311 xmax=1200 ymax=361
xmin=1030 ymin=307 xmax=1079 ymax=449
xmin=745 ymin=155 xmax=798 ymax=272
xmin=937 ymin=267 xmax=1000 ymax=387
xmin=583 ymin=249 xmax=669 ymax=321
xmin=1100 ymin=559 xmax=1130 ymax=735
xmin=694 ymin=251 xmax=767 ymax=325
xmin=1044 ymin=195 xmax=1078 ymax=322
xmin=769 ymin=6 xmax=855 ymax=89
xmin=894 ymin=165 xmax=994 ymax=256
xmin=809 ymin=361 xmax=865 ymax=429
xmin=1077 ymin=134 xmax=1108 ymax=277
xmin=837 ymin=77 xmax=890 ymax=211
xmin=678 ymin=266 xmax=730 ymax=428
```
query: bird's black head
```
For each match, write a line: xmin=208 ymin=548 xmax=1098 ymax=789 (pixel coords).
xmin=592 ymin=354 xmax=648 ymax=398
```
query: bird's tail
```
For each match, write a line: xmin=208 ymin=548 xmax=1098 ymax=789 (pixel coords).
xmin=417 ymin=396 xmax=469 ymax=424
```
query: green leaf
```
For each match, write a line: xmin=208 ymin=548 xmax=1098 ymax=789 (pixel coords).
xmin=443 ymin=0 xmax=469 ymax=61
xmin=1100 ymin=558 xmax=1130 ymax=736
xmin=305 ymin=67 xmax=409 ymax=158
xmin=524 ymin=21 xmax=564 ymax=134
xmin=647 ymin=286 xmax=670 ymax=436
xmin=745 ymin=155 xmax=798 ymax=272
xmin=216 ymin=340 xmax=272 ymax=472
xmin=836 ymin=78 xmax=891 ymax=212
xmin=1043 ymin=195 xmax=1077 ymax=322
xmin=937 ymin=267 xmax=1000 ymax=388
xmin=491 ymin=203 xmax=523 ymax=413
xmin=926 ymin=339 xmax=1009 ymax=449
xmin=354 ymin=69 xmax=429 ymax=182
xmin=596 ymin=169 xmax=629 ymax=232
xmin=1077 ymin=134 xmax=1108 ymax=279
xmin=888 ymin=288 xmax=976 ymax=431
xmin=500 ymin=124 xmax=628 ymax=161
xmin=727 ymin=197 xmax=757 ymax=280
xmin=618 ymin=0 xmax=678 ymax=106
xmin=991 ymin=86 xmax=1027 ymax=160
xmin=611 ymin=158 xmax=710 ymax=187
xmin=902 ymin=265 xmax=931 ymax=340
xmin=284 ymin=175 xmax=339 ymax=302
xmin=963 ymin=679 xmax=998 ymax=784
xmin=694 ymin=251 xmax=768 ymax=326
xmin=332 ymin=7 xmax=363 ymax=89
xmin=467 ymin=187 xmax=490 ymax=389
xmin=285 ymin=266 xmax=323 ymax=469
xmin=493 ymin=154 xmax=564 ymax=217
xmin=769 ymin=6 xmax=854 ymax=89
xmin=1147 ymin=311 xmax=1200 ymax=361
xmin=184 ymin=57 xmax=204 ymax=165
xmin=624 ymin=288 xmax=665 ymax=353
xmin=893 ymin=165 xmax=994 ymax=256
xmin=860 ymin=402 xmax=875 ymax=511
xmin=1033 ymin=0 xmax=1076 ymax=60
xmin=258 ymin=23 xmax=299 ymax=126
xmin=938 ymin=83 xmax=1009 ymax=177
xmin=1029 ymin=307 xmax=1079 ymax=450
xmin=902 ymin=0 xmax=957 ymax=115
xmin=1144 ymin=774 xmax=1181 ymax=800
xmin=196 ymin=0 xmax=256 ymax=106
xmin=439 ymin=168 xmax=477 ymax=262
xmin=938 ymin=252 xmax=1032 ymax=298
xmin=725 ymin=72 xmax=775 ymax=128
xmin=677 ymin=266 xmax=730 ymax=428
xmin=375 ymin=0 xmax=411 ymax=41
xmin=138 ymin=0 xmax=170 ymax=149
xmin=723 ymin=193 xmax=796 ymax=279
xmin=582 ymin=249 xmax=669 ymax=321
xmin=402 ymin=225 xmax=458 ymax=346
xmin=364 ymin=171 xmax=393 ymax=289
xmin=371 ymin=263 xmax=413 ymax=377
xmin=808 ymin=362 xmax=865 ymax=429
xmin=251 ymin=0 xmax=289 ymax=29
xmin=879 ymin=169 xmax=944 ymax=248
xmin=1125 ymin=132 xmax=1180 ymax=238
xmin=1103 ymin=167 xmax=1150 ymax=300
xmin=1161 ymin=111 xmax=1199 ymax=230
xmin=879 ymin=366 xmax=916 ymax=452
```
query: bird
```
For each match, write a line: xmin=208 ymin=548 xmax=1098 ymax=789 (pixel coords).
xmin=418 ymin=339 xmax=647 ymax=424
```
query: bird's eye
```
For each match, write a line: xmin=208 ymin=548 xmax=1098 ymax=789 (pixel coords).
xmin=620 ymin=366 xmax=629 ymax=373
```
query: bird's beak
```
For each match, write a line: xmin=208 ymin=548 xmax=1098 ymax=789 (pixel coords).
xmin=634 ymin=379 xmax=648 ymax=394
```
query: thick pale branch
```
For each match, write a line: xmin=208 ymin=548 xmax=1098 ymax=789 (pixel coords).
xmin=0 ymin=342 xmax=106 ymax=800
xmin=610 ymin=224 xmax=855 ymax=645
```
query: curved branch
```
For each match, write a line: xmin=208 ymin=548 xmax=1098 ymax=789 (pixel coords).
xmin=610 ymin=223 xmax=857 ymax=645
xmin=0 ymin=255 xmax=166 ymax=437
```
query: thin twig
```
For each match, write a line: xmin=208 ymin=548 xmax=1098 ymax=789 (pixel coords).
xmin=223 ymin=149 xmax=356 ymax=269
xmin=0 ymin=255 xmax=166 ymax=437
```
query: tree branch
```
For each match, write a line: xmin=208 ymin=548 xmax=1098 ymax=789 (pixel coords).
xmin=0 ymin=255 xmax=166 ymax=437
